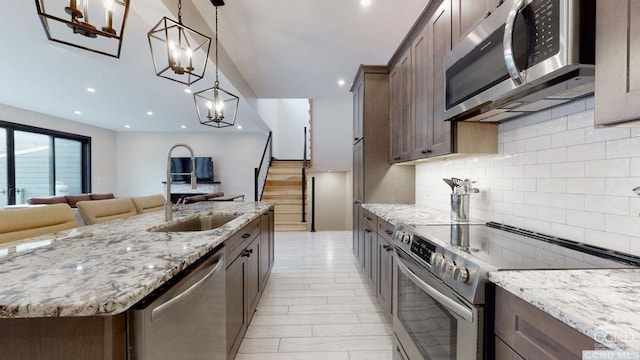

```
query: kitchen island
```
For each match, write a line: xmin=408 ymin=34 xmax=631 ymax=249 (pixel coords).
xmin=0 ymin=201 xmax=274 ymax=359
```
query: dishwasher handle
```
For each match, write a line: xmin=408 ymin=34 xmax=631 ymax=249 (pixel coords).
xmin=151 ymin=253 xmax=224 ymax=322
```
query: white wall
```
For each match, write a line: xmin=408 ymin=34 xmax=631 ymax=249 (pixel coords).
xmin=116 ymin=131 xmax=268 ymax=201
xmin=257 ymin=99 xmax=310 ymax=160
xmin=415 ymin=97 xmax=640 ymax=255
xmin=0 ymin=103 xmax=117 ymax=193
xmin=311 ymin=98 xmax=353 ymax=171
xmin=308 ymin=171 xmax=350 ymax=230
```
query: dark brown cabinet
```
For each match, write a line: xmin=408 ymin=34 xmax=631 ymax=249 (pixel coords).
xmin=353 ymin=202 xmax=362 ymax=267
xmin=451 ymin=0 xmax=496 ymax=47
xmin=494 ymin=286 xmax=602 ymax=360
xmin=353 ymin=78 xmax=364 ymax=143
xmin=595 ymin=0 xmax=640 ymax=127
xmin=362 ymin=209 xmax=378 ymax=288
xmin=360 ymin=209 xmax=394 ymax=317
xmin=225 ymin=253 xmax=246 ymax=358
xmin=376 ymin=234 xmax=394 ymax=315
xmin=390 ymin=49 xmax=412 ymax=163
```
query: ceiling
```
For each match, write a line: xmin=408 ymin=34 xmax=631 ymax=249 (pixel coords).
xmin=0 ymin=0 xmax=428 ymax=133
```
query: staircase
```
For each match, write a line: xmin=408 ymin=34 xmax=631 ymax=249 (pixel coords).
xmin=261 ymin=161 xmax=309 ymax=231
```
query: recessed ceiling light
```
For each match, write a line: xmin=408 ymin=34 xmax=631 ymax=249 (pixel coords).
xmin=338 ymin=79 xmax=346 ymax=86
xmin=184 ymin=88 xmax=192 ymax=94
xmin=86 ymin=88 xmax=95 ymax=93
xmin=125 ymin=125 xmax=131 ymax=129
xmin=181 ymin=125 xmax=186 ymax=129
xmin=237 ymin=125 xmax=243 ymax=130
xmin=146 ymin=111 xmax=153 ymax=116
xmin=360 ymin=0 xmax=372 ymax=7
xmin=74 ymin=110 xmax=81 ymax=115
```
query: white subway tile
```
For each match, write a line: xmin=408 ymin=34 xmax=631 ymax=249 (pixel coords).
xmin=566 ymin=178 xmax=605 ymax=195
xmin=631 ymin=198 xmax=640 ymax=217
xmin=503 ymin=140 xmax=526 ymax=154
xmin=585 ymin=159 xmax=630 ymax=178
xmin=550 ymin=99 xmax=586 ymax=118
xmin=536 ymin=117 xmax=568 ymax=136
xmin=537 ymin=148 xmax=567 ymax=164
xmin=501 ymin=118 xmax=526 ymax=131
xmin=551 ymin=162 xmax=585 ymax=178
xmin=523 ymin=110 xmax=553 ymax=126
xmin=537 ymin=206 xmax=567 ymax=223
xmin=631 ymin=158 xmax=640 ymax=176
xmin=513 ymin=152 xmax=537 ymax=165
xmin=566 ymin=210 xmax=605 ymax=230
xmin=514 ymin=124 xmax=538 ymax=141
xmin=499 ymin=130 xmax=515 ymax=144
xmin=550 ymin=223 xmax=585 ymax=241
xmin=494 ymin=154 xmax=515 ymax=167
xmin=525 ymin=192 xmax=551 ymax=207
xmin=632 ymin=128 xmax=640 ymax=137
xmin=551 ymin=128 xmax=586 ymax=148
xmin=502 ymin=215 xmax=525 ymax=228
xmin=584 ymin=230 xmax=631 ymax=253
xmin=525 ymin=135 xmax=552 ymax=151
xmin=605 ymin=178 xmax=640 ymax=196
xmin=584 ymin=195 xmax=629 ymax=216
xmin=503 ymin=191 xmax=524 ymax=204
xmin=523 ymin=218 xmax=551 ymax=233
xmin=566 ymin=142 xmax=606 ymax=161
xmin=513 ymin=178 xmax=537 ymax=192
xmin=605 ymin=214 xmax=640 ymax=238
xmin=503 ymin=166 xmax=524 ymax=178
xmin=524 ymin=164 xmax=551 ymax=178
xmin=493 ymin=201 xmax=514 ymax=215
xmin=585 ymin=96 xmax=595 ymax=110
xmin=629 ymin=236 xmax=640 ymax=257
xmin=512 ymin=204 xmax=538 ymax=218
xmin=550 ymin=194 xmax=585 ymax=210
xmin=585 ymin=127 xmax=630 ymax=143
xmin=497 ymin=143 xmax=504 ymax=154
xmin=606 ymin=137 xmax=640 ymax=159
xmin=567 ymin=109 xmax=595 ymax=130
xmin=492 ymin=178 xmax=514 ymax=191
xmin=537 ymin=178 xmax=567 ymax=193
xmin=486 ymin=167 xmax=504 ymax=178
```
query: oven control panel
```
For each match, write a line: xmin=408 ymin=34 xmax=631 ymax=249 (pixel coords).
xmin=410 ymin=234 xmax=436 ymax=265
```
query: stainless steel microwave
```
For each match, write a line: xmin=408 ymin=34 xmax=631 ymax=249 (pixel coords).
xmin=443 ymin=0 xmax=595 ymax=122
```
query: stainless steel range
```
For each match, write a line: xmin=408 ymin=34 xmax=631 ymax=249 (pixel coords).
xmin=391 ymin=221 xmax=640 ymax=360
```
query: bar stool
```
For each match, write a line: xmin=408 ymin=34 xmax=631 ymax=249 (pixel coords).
xmin=76 ymin=198 xmax=137 ymax=225
xmin=0 ymin=203 xmax=76 ymax=244
xmin=131 ymin=194 xmax=166 ymax=214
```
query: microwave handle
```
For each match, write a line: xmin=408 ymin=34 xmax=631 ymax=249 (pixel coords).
xmin=394 ymin=249 xmax=474 ymax=322
xmin=503 ymin=0 xmax=526 ymax=85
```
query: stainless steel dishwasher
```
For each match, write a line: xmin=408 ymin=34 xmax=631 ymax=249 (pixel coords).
xmin=128 ymin=246 xmax=225 ymax=360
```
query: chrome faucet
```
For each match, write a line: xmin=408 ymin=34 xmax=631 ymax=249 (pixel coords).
xmin=166 ymin=144 xmax=197 ymax=221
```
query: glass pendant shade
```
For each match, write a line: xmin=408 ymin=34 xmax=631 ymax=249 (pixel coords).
xmin=148 ymin=16 xmax=211 ymax=86
xmin=193 ymin=85 xmax=239 ymax=128
xmin=35 ymin=0 xmax=130 ymax=58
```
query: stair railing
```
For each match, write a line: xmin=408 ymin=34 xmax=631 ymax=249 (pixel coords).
xmin=301 ymin=127 xmax=308 ymax=223
xmin=254 ymin=131 xmax=273 ymax=201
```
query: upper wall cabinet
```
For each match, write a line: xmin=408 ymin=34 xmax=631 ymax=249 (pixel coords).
xmin=595 ymin=0 xmax=640 ymax=127
xmin=451 ymin=0 xmax=498 ymax=48
xmin=389 ymin=0 xmax=498 ymax=164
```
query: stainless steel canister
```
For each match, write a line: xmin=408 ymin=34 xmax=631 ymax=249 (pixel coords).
xmin=451 ymin=194 xmax=469 ymax=222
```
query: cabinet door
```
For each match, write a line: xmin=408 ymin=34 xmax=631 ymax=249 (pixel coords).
xmin=353 ymin=79 xmax=364 ymax=142
xmin=353 ymin=202 xmax=362 ymax=267
xmin=451 ymin=0 xmax=494 ymax=47
xmin=389 ymin=48 xmax=412 ymax=163
xmin=376 ymin=236 xmax=393 ymax=315
xmin=430 ymin=0 xmax=453 ymax=157
xmin=226 ymin=256 xmax=246 ymax=358
xmin=595 ymin=0 xmax=640 ymax=126
xmin=353 ymin=141 xmax=364 ymax=201
xmin=363 ymin=225 xmax=377 ymax=288
xmin=246 ymin=239 xmax=261 ymax=318
xmin=411 ymin=25 xmax=434 ymax=159
xmin=268 ymin=209 xmax=275 ymax=270
xmin=260 ymin=213 xmax=270 ymax=288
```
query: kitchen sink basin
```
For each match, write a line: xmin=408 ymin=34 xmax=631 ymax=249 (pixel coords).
xmin=150 ymin=214 xmax=238 ymax=232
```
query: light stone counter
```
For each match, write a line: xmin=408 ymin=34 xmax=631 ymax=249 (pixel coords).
xmin=490 ymin=269 xmax=640 ymax=351
xmin=0 ymin=201 xmax=272 ymax=318
xmin=362 ymin=203 xmax=485 ymax=226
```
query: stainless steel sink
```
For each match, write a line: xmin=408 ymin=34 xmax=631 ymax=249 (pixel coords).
xmin=150 ymin=214 xmax=238 ymax=232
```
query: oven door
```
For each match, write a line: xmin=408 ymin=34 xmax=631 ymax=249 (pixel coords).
xmin=393 ymin=249 xmax=481 ymax=360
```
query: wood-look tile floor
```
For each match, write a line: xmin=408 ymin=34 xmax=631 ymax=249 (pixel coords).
xmin=235 ymin=231 xmax=393 ymax=360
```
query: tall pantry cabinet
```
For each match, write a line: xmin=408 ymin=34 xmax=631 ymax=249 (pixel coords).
xmin=351 ymin=65 xmax=415 ymax=268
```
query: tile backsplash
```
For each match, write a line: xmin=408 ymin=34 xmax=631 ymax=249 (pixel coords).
xmin=415 ymin=97 xmax=640 ymax=255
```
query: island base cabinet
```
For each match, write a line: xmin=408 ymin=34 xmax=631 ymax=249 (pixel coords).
xmin=494 ymin=287 xmax=600 ymax=360
xmin=226 ymin=255 xmax=246 ymax=359
xmin=0 ymin=314 xmax=125 ymax=360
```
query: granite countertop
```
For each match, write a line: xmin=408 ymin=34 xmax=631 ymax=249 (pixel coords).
xmin=361 ymin=203 xmax=484 ymax=226
xmin=490 ymin=269 xmax=640 ymax=351
xmin=0 ymin=201 xmax=273 ymax=319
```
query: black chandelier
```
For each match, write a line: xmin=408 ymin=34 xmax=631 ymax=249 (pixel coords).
xmin=193 ymin=5 xmax=239 ymax=128
xmin=148 ymin=0 xmax=212 ymax=85
xmin=35 ymin=0 xmax=130 ymax=58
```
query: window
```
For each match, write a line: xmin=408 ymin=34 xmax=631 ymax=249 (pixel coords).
xmin=0 ymin=121 xmax=90 ymax=206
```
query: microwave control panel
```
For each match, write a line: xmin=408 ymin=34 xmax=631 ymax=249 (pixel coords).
xmin=528 ymin=0 xmax=560 ymax=66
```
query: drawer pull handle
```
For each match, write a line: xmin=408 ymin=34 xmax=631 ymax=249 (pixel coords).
xmin=242 ymin=249 xmax=253 ymax=257
xmin=242 ymin=233 xmax=251 ymax=239
xmin=365 ymin=217 xmax=372 ymax=221
xmin=365 ymin=229 xmax=372 ymax=233
xmin=385 ymin=230 xmax=393 ymax=235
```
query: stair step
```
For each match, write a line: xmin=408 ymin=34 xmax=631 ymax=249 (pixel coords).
xmin=268 ymin=168 xmax=306 ymax=175
xmin=265 ymin=179 xmax=303 ymax=187
xmin=275 ymin=204 xmax=308 ymax=212
xmin=263 ymin=188 xmax=304 ymax=196
xmin=265 ymin=173 xmax=305 ymax=180
xmin=275 ymin=213 xmax=309 ymax=222
xmin=270 ymin=161 xmax=306 ymax=169
xmin=275 ymin=222 xmax=309 ymax=232
xmin=262 ymin=194 xmax=303 ymax=200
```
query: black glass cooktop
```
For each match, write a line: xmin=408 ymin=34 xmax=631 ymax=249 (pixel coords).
xmin=411 ymin=222 xmax=640 ymax=270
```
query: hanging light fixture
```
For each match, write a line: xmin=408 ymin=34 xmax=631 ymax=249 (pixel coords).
xmin=35 ymin=0 xmax=130 ymax=58
xmin=193 ymin=4 xmax=239 ymax=128
xmin=148 ymin=0 xmax=212 ymax=85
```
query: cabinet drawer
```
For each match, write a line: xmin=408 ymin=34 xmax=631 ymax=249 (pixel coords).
xmin=362 ymin=209 xmax=378 ymax=230
xmin=495 ymin=336 xmax=524 ymax=360
xmin=495 ymin=287 xmax=600 ymax=360
xmin=378 ymin=218 xmax=394 ymax=241
xmin=225 ymin=217 xmax=261 ymax=263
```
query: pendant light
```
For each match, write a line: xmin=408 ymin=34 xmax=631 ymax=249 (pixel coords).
xmin=148 ymin=0 xmax=212 ymax=85
xmin=193 ymin=5 xmax=239 ymax=128
xmin=35 ymin=0 xmax=130 ymax=58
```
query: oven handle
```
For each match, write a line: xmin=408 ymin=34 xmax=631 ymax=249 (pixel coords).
xmin=503 ymin=0 xmax=525 ymax=86
xmin=395 ymin=250 xmax=474 ymax=322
